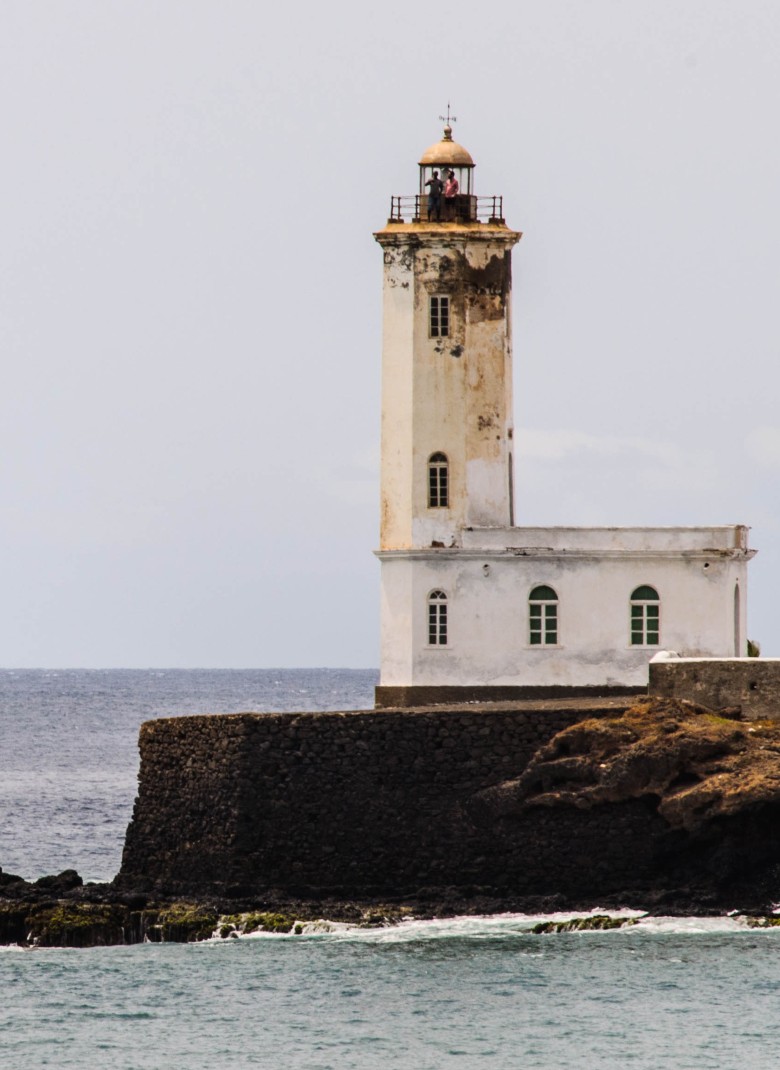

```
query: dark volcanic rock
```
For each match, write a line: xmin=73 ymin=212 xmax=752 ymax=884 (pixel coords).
xmin=0 ymin=867 xmax=25 ymax=887
xmin=34 ymin=869 xmax=83 ymax=892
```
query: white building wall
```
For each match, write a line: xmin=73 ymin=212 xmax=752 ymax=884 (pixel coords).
xmin=378 ymin=533 xmax=752 ymax=688
xmin=378 ymin=556 xmax=415 ymax=683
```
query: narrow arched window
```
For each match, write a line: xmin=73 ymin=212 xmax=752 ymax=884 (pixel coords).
xmin=428 ymin=453 xmax=449 ymax=508
xmin=428 ymin=590 xmax=448 ymax=646
xmin=630 ymin=585 xmax=660 ymax=646
xmin=529 ymin=585 xmax=558 ymax=646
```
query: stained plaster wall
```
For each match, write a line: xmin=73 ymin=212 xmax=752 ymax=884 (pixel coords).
xmin=375 ymin=223 xmax=519 ymax=551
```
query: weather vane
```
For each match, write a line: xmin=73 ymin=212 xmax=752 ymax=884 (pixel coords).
xmin=438 ymin=103 xmax=457 ymax=126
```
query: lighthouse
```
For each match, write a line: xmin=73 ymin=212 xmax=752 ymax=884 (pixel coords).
xmin=376 ymin=123 xmax=520 ymax=550
xmin=374 ymin=123 xmax=754 ymax=707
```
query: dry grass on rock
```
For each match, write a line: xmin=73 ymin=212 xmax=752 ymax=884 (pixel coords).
xmin=512 ymin=697 xmax=780 ymax=832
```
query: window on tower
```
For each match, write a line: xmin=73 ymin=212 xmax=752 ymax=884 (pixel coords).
xmin=630 ymin=585 xmax=660 ymax=646
xmin=429 ymin=295 xmax=450 ymax=337
xmin=529 ymin=585 xmax=558 ymax=645
xmin=428 ymin=453 xmax=449 ymax=507
xmin=428 ymin=590 xmax=448 ymax=646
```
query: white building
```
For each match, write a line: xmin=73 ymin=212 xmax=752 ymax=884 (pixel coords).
xmin=374 ymin=125 xmax=754 ymax=706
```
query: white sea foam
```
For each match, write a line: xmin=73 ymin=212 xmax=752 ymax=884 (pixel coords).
xmin=630 ymin=914 xmax=756 ymax=934
xmin=208 ymin=908 xmax=771 ymax=944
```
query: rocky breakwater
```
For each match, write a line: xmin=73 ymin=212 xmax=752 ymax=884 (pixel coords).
xmin=8 ymin=696 xmax=780 ymax=946
xmin=0 ymin=869 xmax=149 ymax=947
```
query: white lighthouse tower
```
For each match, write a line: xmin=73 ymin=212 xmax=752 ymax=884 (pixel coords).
xmin=376 ymin=124 xmax=520 ymax=550
xmin=374 ymin=123 xmax=754 ymax=707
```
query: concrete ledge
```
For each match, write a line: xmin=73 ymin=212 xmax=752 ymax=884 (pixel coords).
xmin=375 ymin=684 xmax=645 ymax=708
xmin=649 ymin=657 xmax=780 ymax=720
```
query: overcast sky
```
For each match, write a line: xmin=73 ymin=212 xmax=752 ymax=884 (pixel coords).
xmin=1 ymin=1 xmax=779 ymax=667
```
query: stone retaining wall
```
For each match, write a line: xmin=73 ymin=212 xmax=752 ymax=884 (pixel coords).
xmin=118 ymin=701 xmax=669 ymax=901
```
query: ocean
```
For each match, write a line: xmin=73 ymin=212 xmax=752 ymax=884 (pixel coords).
xmin=3 ymin=668 xmax=780 ymax=1069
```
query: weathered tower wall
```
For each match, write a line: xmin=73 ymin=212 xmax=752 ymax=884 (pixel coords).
xmin=376 ymin=225 xmax=520 ymax=551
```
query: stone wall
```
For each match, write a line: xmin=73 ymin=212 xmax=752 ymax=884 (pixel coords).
xmin=649 ymin=657 xmax=780 ymax=720
xmin=118 ymin=700 xmax=673 ymax=901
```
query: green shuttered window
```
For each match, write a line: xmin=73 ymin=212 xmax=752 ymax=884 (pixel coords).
xmin=529 ymin=585 xmax=558 ymax=646
xmin=630 ymin=585 xmax=660 ymax=646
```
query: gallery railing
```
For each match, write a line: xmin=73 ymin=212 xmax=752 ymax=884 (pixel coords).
xmin=387 ymin=194 xmax=505 ymax=225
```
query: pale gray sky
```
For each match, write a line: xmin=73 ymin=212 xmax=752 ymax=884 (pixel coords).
xmin=2 ymin=0 xmax=779 ymax=667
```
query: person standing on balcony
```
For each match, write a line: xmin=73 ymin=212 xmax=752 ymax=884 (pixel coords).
xmin=425 ymin=171 xmax=443 ymax=221
xmin=444 ymin=170 xmax=459 ymax=221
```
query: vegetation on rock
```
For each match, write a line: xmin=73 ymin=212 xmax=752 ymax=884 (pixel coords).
xmin=26 ymin=903 xmax=127 ymax=948
xmin=151 ymin=903 xmax=219 ymax=942
xmin=224 ymin=911 xmax=299 ymax=935
xmin=476 ymin=697 xmax=780 ymax=833
xmin=531 ymin=915 xmax=639 ymax=934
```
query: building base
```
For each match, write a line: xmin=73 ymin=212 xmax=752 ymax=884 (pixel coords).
xmin=374 ymin=684 xmax=646 ymax=708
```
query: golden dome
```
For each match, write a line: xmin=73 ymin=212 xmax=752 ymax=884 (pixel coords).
xmin=419 ymin=125 xmax=475 ymax=167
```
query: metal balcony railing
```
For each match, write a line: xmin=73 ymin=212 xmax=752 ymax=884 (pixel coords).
xmin=387 ymin=194 xmax=505 ymax=225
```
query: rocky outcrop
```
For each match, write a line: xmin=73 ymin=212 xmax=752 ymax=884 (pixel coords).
xmin=0 ymin=871 xmax=486 ymax=947
xmin=475 ymin=697 xmax=780 ymax=831
xmin=469 ymin=698 xmax=780 ymax=907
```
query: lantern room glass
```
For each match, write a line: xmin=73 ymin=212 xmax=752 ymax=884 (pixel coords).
xmin=419 ymin=163 xmax=473 ymax=198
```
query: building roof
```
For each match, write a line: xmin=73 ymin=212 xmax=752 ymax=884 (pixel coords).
xmin=419 ymin=125 xmax=475 ymax=167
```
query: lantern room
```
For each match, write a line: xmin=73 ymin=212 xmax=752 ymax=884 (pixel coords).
xmin=418 ymin=123 xmax=475 ymax=197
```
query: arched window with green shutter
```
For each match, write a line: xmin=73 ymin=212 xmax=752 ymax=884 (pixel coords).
xmin=529 ymin=585 xmax=558 ymax=646
xmin=630 ymin=585 xmax=660 ymax=646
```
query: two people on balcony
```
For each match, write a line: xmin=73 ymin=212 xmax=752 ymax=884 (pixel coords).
xmin=426 ymin=170 xmax=460 ymax=222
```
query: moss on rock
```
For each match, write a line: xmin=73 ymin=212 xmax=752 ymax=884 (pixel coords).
xmin=238 ymin=911 xmax=298 ymax=934
xmin=531 ymin=915 xmax=639 ymax=934
xmin=27 ymin=903 xmax=127 ymax=948
xmin=153 ymin=903 xmax=218 ymax=942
